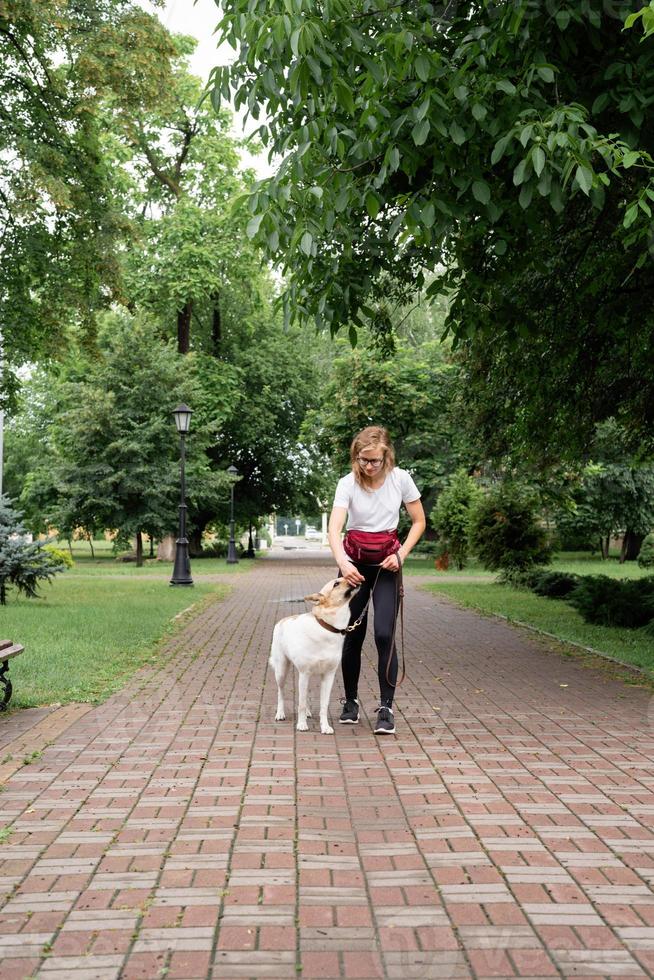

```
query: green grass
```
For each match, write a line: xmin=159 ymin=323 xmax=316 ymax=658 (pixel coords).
xmin=404 ymin=551 xmax=651 ymax=579
xmin=1 ymin=571 xmax=229 ymax=708
xmin=423 ymin=580 xmax=654 ymax=677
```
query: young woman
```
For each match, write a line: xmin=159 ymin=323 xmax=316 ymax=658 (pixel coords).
xmin=328 ymin=426 xmax=426 ymax=734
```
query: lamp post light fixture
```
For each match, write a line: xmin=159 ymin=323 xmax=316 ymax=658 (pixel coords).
xmin=226 ymin=465 xmax=239 ymax=564
xmin=170 ymin=404 xmax=193 ymax=587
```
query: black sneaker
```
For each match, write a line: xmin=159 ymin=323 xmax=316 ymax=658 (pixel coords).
xmin=339 ymin=698 xmax=359 ymax=724
xmin=374 ymin=705 xmax=395 ymax=735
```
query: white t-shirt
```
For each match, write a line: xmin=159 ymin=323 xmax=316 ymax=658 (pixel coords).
xmin=333 ymin=467 xmax=421 ymax=532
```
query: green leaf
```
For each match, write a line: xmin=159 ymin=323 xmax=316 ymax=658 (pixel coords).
xmin=365 ymin=192 xmax=380 ymax=218
xmin=494 ymin=239 xmax=508 ymax=255
xmin=532 ymin=146 xmax=546 ymax=177
xmin=624 ymin=203 xmax=638 ymax=228
xmin=415 ymin=96 xmax=430 ymax=121
xmin=472 ymin=179 xmax=491 ymax=205
xmin=453 ymin=85 xmax=468 ymax=102
xmin=309 ymin=185 xmax=323 ymax=199
xmin=575 ymin=165 xmax=593 ymax=195
xmin=519 ymin=183 xmax=533 ymax=209
xmin=496 ymin=79 xmax=516 ymax=95
xmin=491 ymin=135 xmax=510 ymax=165
xmin=449 ymin=122 xmax=467 ymax=145
xmin=334 ymin=78 xmax=355 ymax=114
xmin=415 ymin=54 xmax=431 ymax=82
xmin=412 ymin=118 xmax=430 ymax=145
xmin=348 ymin=325 xmax=358 ymax=347
xmin=537 ymin=65 xmax=555 ymax=83
xmin=592 ymin=92 xmax=610 ymax=115
xmin=622 ymin=150 xmax=640 ymax=169
xmin=513 ymin=159 xmax=528 ymax=186
xmin=471 ymin=102 xmax=487 ymax=122
xmin=246 ymin=214 xmax=263 ymax=239
xmin=300 ymin=231 xmax=313 ymax=255
xmin=555 ymin=9 xmax=570 ymax=30
xmin=421 ymin=201 xmax=435 ymax=227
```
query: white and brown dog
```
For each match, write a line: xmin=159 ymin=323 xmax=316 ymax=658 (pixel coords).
xmin=269 ymin=577 xmax=359 ymax=734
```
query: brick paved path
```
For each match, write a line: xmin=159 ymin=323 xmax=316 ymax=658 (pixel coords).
xmin=1 ymin=555 xmax=654 ymax=979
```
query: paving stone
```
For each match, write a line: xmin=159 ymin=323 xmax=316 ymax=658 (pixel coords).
xmin=0 ymin=554 xmax=653 ymax=978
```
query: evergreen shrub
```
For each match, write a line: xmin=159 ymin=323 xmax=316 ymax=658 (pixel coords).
xmin=568 ymin=575 xmax=654 ymax=628
xmin=638 ymin=533 xmax=654 ymax=568
xmin=470 ymin=484 xmax=552 ymax=575
xmin=531 ymin=570 xmax=580 ymax=599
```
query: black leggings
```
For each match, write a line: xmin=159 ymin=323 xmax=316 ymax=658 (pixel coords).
xmin=339 ymin=562 xmax=400 ymax=707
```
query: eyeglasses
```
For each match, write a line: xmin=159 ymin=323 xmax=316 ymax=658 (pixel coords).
xmin=357 ymin=457 xmax=384 ymax=468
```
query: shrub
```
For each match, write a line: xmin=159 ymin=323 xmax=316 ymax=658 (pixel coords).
xmin=201 ymin=540 xmax=228 ymax=558
xmin=531 ymin=570 xmax=580 ymax=599
xmin=638 ymin=532 xmax=654 ymax=568
xmin=430 ymin=470 xmax=483 ymax=570
xmin=470 ymin=484 xmax=552 ymax=574
xmin=43 ymin=545 xmax=74 ymax=569
xmin=0 ymin=496 xmax=66 ymax=604
xmin=568 ymin=575 xmax=654 ymax=628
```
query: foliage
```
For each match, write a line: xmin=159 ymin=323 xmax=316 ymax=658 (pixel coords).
xmin=430 ymin=469 xmax=482 ymax=569
xmin=0 ymin=495 xmax=65 ymax=605
xmin=470 ymin=484 xmax=552 ymax=575
xmin=553 ymin=422 xmax=654 ymax=560
xmin=638 ymin=533 xmax=654 ymax=568
xmin=568 ymin=575 xmax=654 ymax=629
xmin=530 ymin=570 xmax=580 ymax=599
xmin=23 ymin=313 xmax=238 ymax=563
xmin=0 ymin=0 xmax=177 ymax=389
xmin=43 ymin=545 xmax=74 ymax=569
xmin=211 ymin=0 xmax=654 ymax=448
xmin=302 ymin=334 xmax=470 ymax=513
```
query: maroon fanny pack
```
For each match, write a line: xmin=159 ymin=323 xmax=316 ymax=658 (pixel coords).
xmin=343 ymin=529 xmax=400 ymax=564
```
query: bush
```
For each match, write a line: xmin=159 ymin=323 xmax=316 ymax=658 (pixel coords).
xmin=568 ymin=575 xmax=654 ymax=628
xmin=43 ymin=545 xmax=74 ymax=569
xmin=430 ymin=470 xmax=483 ymax=570
xmin=201 ymin=540 xmax=228 ymax=558
xmin=0 ymin=495 xmax=66 ymax=604
xmin=531 ymin=570 xmax=580 ymax=599
xmin=470 ymin=484 xmax=552 ymax=574
xmin=638 ymin=532 xmax=654 ymax=568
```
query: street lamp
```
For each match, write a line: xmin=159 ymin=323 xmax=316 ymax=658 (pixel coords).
xmin=226 ymin=465 xmax=239 ymax=564
xmin=170 ymin=404 xmax=193 ymax=587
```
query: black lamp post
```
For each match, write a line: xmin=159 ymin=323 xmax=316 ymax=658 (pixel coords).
xmin=226 ymin=465 xmax=239 ymax=564
xmin=170 ymin=404 xmax=193 ymax=586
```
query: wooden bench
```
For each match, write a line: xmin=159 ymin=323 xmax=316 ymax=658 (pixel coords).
xmin=0 ymin=640 xmax=24 ymax=711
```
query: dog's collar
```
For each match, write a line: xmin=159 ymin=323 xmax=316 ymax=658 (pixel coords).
xmin=316 ymin=617 xmax=348 ymax=635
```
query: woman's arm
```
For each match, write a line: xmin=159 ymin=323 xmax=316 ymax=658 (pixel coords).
xmin=328 ymin=506 xmax=365 ymax=585
xmin=381 ymin=498 xmax=427 ymax=572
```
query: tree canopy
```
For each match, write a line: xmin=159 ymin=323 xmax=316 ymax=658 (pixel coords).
xmin=212 ymin=0 xmax=654 ymax=447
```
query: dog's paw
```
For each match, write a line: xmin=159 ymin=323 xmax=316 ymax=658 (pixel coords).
xmin=321 ymin=725 xmax=334 ymax=735
xmin=296 ymin=719 xmax=309 ymax=732
xmin=306 ymin=707 xmax=312 ymax=718
xmin=275 ymin=710 xmax=286 ymax=721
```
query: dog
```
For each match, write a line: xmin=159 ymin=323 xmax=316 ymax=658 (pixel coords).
xmin=269 ymin=577 xmax=359 ymax=734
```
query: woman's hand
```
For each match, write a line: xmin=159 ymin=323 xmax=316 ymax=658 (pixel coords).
xmin=381 ymin=551 xmax=403 ymax=572
xmin=341 ymin=559 xmax=365 ymax=586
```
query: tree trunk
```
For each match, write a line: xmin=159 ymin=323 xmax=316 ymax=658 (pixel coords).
xmin=599 ymin=535 xmax=609 ymax=560
xmin=136 ymin=530 xmax=144 ymax=567
xmin=211 ymin=294 xmax=221 ymax=355
xmin=620 ymin=530 xmax=644 ymax=563
xmin=149 ymin=536 xmax=155 ymax=558
xmin=88 ymin=534 xmax=95 ymax=559
xmin=177 ymin=300 xmax=193 ymax=354
xmin=188 ymin=527 xmax=204 ymax=557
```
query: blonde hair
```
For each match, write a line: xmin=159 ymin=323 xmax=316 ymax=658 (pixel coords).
xmin=350 ymin=426 xmax=396 ymax=489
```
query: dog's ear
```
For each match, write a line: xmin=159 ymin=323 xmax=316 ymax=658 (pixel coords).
xmin=303 ymin=592 xmax=324 ymax=604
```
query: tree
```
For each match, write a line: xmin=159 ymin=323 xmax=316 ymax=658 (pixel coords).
xmin=302 ymin=332 xmax=470 ymax=516
xmin=26 ymin=313 xmax=239 ymax=565
xmin=471 ymin=484 xmax=552 ymax=576
xmin=0 ymin=0 xmax=177 ymax=386
xmin=430 ymin=470 xmax=482 ymax=569
xmin=0 ymin=495 xmax=65 ymax=605
xmin=211 ymin=0 xmax=654 ymax=446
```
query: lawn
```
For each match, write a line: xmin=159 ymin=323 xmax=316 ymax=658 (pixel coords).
xmin=1 ymin=555 xmax=237 ymax=707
